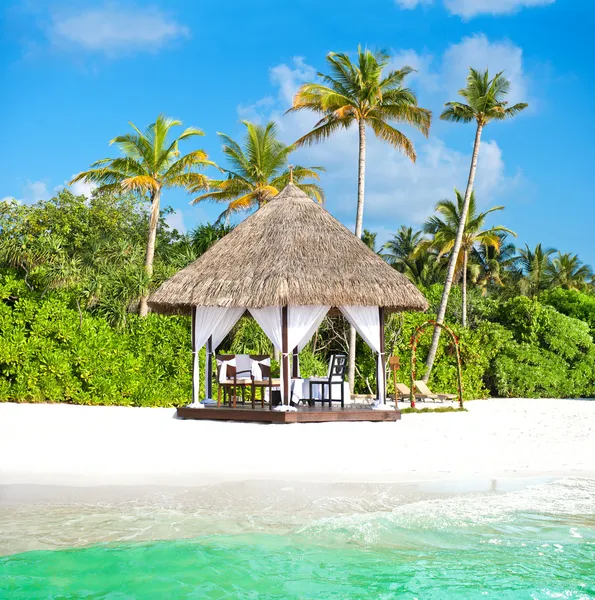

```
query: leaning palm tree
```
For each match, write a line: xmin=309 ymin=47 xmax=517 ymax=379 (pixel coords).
xmin=424 ymin=69 xmax=528 ymax=379
xmin=288 ymin=47 xmax=431 ymax=389
xmin=516 ymin=243 xmax=556 ymax=298
xmin=71 ymin=114 xmax=213 ymax=316
xmin=547 ymin=252 xmax=593 ymax=291
xmin=423 ymin=190 xmax=516 ymax=326
xmin=190 ymin=120 xmax=324 ymax=221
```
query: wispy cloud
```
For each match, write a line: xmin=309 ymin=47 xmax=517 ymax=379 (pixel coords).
xmin=395 ymin=0 xmax=554 ymax=18
xmin=394 ymin=0 xmax=432 ymax=9
xmin=444 ymin=0 xmax=555 ymax=18
xmin=54 ymin=175 xmax=98 ymax=198
xmin=3 ymin=180 xmax=50 ymax=204
xmin=50 ymin=3 xmax=189 ymax=56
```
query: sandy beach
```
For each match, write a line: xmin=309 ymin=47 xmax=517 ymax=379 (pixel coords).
xmin=1 ymin=398 xmax=594 ymax=487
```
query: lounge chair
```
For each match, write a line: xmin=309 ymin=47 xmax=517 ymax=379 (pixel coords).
xmin=414 ymin=380 xmax=458 ymax=402
xmin=395 ymin=383 xmax=425 ymax=402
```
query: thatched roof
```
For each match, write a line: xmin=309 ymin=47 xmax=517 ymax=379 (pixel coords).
xmin=149 ymin=184 xmax=428 ymax=314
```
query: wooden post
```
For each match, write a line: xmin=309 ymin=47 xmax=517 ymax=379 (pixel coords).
xmin=206 ymin=335 xmax=213 ymax=400
xmin=282 ymin=306 xmax=289 ymax=405
xmin=379 ymin=307 xmax=386 ymax=404
xmin=292 ymin=346 xmax=299 ymax=378
xmin=191 ymin=307 xmax=198 ymax=405
xmin=389 ymin=356 xmax=400 ymax=403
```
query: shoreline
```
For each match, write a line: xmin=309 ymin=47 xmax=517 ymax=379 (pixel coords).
xmin=1 ymin=399 xmax=594 ymax=488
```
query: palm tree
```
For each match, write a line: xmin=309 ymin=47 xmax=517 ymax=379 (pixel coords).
xmin=361 ymin=229 xmax=377 ymax=251
xmin=423 ymin=190 xmax=516 ymax=326
xmin=424 ymin=69 xmax=528 ymax=379
xmin=190 ymin=222 xmax=234 ymax=256
xmin=190 ymin=121 xmax=324 ymax=221
xmin=547 ymin=252 xmax=593 ymax=291
xmin=288 ymin=47 xmax=431 ymax=389
xmin=70 ymin=114 xmax=213 ymax=316
xmin=473 ymin=232 xmax=519 ymax=295
xmin=382 ymin=226 xmax=424 ymax=269
xmin=517 ymin=243 xmax=556 ymax=298
xmin=382 ymin=226 xmax=444 ymax=287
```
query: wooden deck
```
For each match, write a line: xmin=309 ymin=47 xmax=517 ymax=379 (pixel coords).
xmin=177 ymin=405 xmax=401 ymax=423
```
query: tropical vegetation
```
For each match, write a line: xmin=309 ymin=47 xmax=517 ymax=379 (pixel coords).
xmin=2 ymin=52 xmax=593 ymax=407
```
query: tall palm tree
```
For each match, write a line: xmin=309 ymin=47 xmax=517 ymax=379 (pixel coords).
xmin=516 ymin=243 xmax=556 ymax=298
xmin=547 ymin=252 xmax=593 ymax=291
xmin=71 ymin=115 xmax=213 ymax=316
xmin=288 ymin=47 xmax=431 ymax=389
xmin=190 ymin=120 xmax=324 ymax=221
xmin=424 ymin=69 xmax=527 ymax=378
xmin=423 ymin=190 xmax=516 ymax=326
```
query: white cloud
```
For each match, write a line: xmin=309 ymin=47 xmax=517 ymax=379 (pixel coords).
xmin=2 ymin=181 xmax=49 ymax=205
xmin=394 ymin=0 xmax=433 ymax=9
xmin=1 ymin=196 xmax=19 ymax=204
xmin=67 ymin=176 xmax=97 ymax=198
xmin=239 ymin=49 xmax=526 ymax=234
xmin=165 ymin=210 xmax=187 ymax=234
xmin=444 ymin=0 xmax=554 ymax=18
xmin=442 ymin=34 xmax=529 ymax=105
xmin=23 ymin=180 xmax=50 ymax=203
xmin=394 ymin=0 xmax=554 ymax=17
xmin=390 ymin=35 xmax=529 ymax=106
xmin=50 ymin=4 xmax=189 ymax=55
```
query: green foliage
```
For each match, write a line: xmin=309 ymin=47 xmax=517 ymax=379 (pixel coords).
xmin=0 ymin=274 xmax=194 ymax=406
xmin=540 ymin=288 xmax=595 ymax=335
xmin=483 ymin=297 xmax=595 ymax=398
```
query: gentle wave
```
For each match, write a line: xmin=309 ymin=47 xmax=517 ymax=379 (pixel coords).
xmin=1 ymin=478 xmax=594 ymax=598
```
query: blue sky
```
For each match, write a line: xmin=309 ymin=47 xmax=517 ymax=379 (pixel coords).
xmin=2 ymin=0 xmax=594 ymax=264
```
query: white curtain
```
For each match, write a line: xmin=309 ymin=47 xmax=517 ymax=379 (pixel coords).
xmin=249 ymin=306 xmax=285 ymax=401
xmin=192 ymin=306 xmax=244 ymax=404
xmin=249 ymin=307 xmax=283 ymax=350
xmin=211 ymin=308 xmax=244 ymax=350
xmin=192 ymin=307 xmax=229 ymax=404
xmin=288 ymin=305 xmax=329 ymax=352
xmin=340 ymin=306 xmax=385 ymax=403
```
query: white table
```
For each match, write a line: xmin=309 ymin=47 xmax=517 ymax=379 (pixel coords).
xmin=264 ymin=378 xmax=350 ymax=404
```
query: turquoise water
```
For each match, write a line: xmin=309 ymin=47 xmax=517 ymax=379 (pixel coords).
xmin=1 ymin=478 xmax=594 ymax=599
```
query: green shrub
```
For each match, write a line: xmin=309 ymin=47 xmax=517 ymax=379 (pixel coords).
xmin=0 ymin=274 xmax=195 ymax=407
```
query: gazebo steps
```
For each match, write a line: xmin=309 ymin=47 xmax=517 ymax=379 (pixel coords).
xmin=176 ymin=406 xmax=401 ymax=423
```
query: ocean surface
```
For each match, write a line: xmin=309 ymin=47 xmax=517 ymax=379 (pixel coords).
xmin=1 ymin=477 xmax=594 ymax=599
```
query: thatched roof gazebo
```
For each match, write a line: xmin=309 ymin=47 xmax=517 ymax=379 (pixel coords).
xmin=149 ymin=183 xmax=427 ymax=416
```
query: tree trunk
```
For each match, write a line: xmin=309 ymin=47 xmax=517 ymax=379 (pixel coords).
xmin=423 ymin=123 xmax=483 ymax=381
xmin=462 ymin=248 xmax=468 ymax=328
xmin=139 ymin=189 xmax=161 ymax=317
xmin=348 ymin=120 xmax=367 ymax=393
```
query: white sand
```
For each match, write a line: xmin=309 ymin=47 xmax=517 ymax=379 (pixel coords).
xmin=0 ymin=399 xmax=594 ymax=487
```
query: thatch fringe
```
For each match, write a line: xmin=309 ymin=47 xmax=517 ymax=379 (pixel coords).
xmin=149 ymin=184 xmax=428 ymax=315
